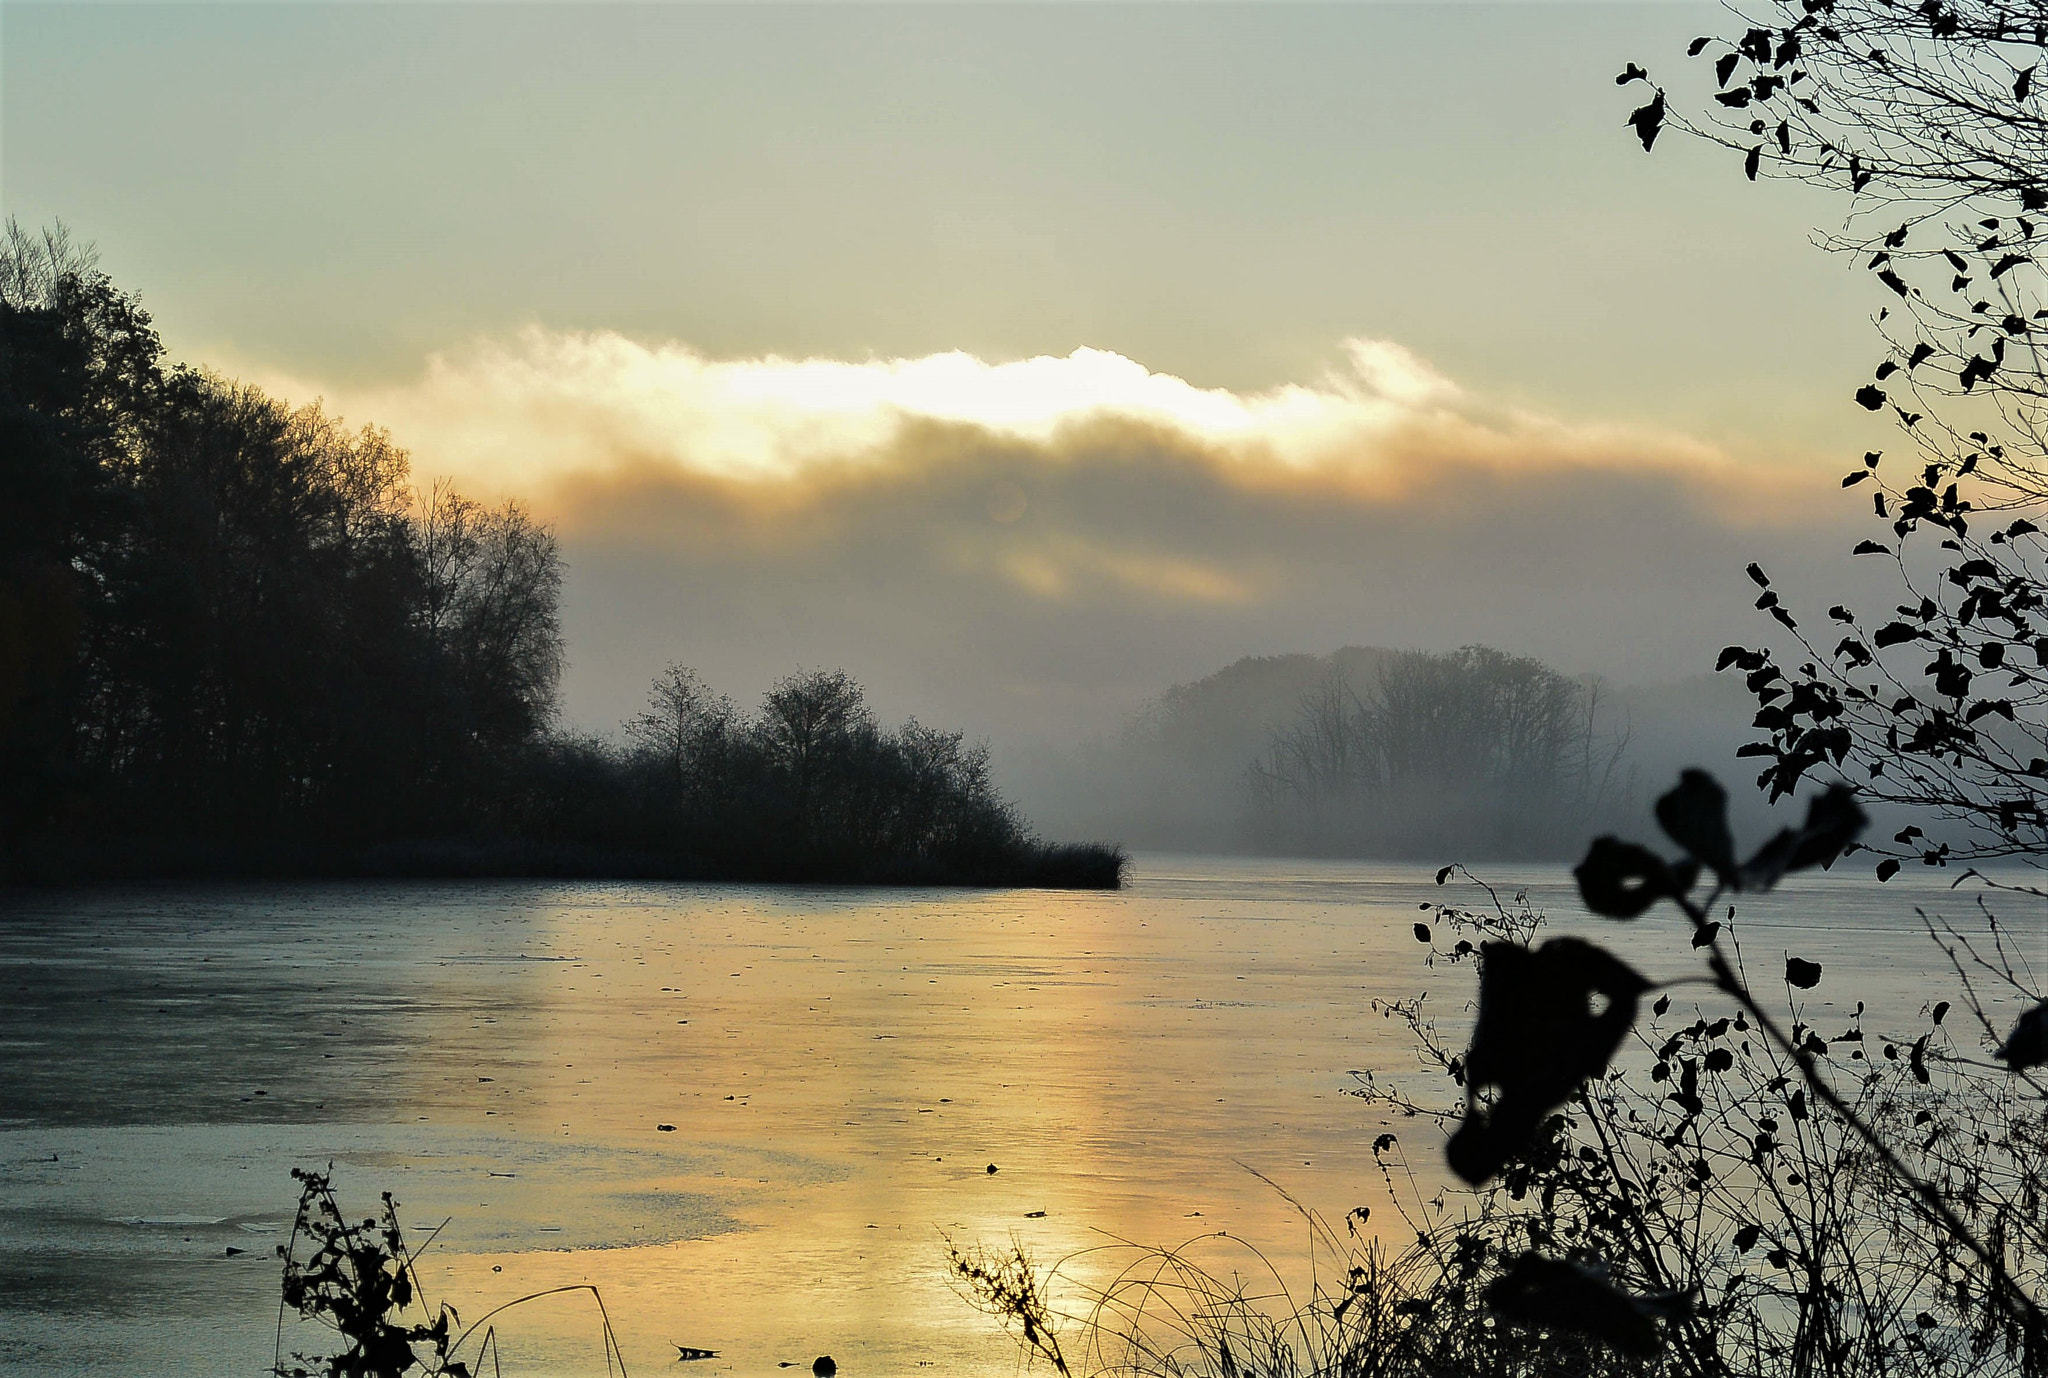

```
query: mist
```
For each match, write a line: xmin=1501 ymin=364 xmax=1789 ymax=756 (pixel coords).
xmin=247 ymin=328 xmax=1892 ymax=854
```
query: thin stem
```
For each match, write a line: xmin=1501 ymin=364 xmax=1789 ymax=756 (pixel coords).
xmin=1573 ymin=1085 xmax=1727 ymax=1378
xmin=1674 ymin=885 xmax=2048 ymax=1353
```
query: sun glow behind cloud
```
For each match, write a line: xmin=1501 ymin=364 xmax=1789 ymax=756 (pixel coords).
xmin=289 ymin=329 xmax=1745 ymax=505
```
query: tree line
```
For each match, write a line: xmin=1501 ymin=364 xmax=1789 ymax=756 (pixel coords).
xmin=576 ymin=663 xmax=1118 ymax=884
xmin=0 ymin=225 xmax=1120 ymax=887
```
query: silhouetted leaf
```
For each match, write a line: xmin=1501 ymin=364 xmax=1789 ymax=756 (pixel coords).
xmin=1691 ymin=920 xmax=1722 ymax=949
xmin=1414 ymin=923 xmax=1432 ymax=943
xmin=1723 ymin=784 xmax=1865 ymax=891
xmin=1786 ymin=786 xmax=1865 ymax=870
xmin=1996 ymin=1002 xmax=2048 ymax=1068
xmin=1447 ymin=938 xmax=1649 ymax=1185
xmin=1435 ymin=865 xmax=1455 ymax=885
xmin=1574 ymin=837 xmax=1692 ymax=918
xmin=1616 ymin=62 xmax=1650 ymax=85
xmin=1656 ymin=769 xmax=1738 ymax=880
xmin=1785 ymin=957 xmax=1823 ymax=989
xmin=1486 ymin=1254 xmax=1689 ymax=1357
xmin=1628 ymin=90 xmax=1666 ymax=152
xmin=1733 ymin=1223 xmax=1761 ymax=1252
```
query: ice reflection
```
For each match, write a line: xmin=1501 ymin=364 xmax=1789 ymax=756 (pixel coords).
xmin=0 ymin=861 xmax=2039 ymax=1376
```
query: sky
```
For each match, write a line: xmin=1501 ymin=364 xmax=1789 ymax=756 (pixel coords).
xmin=2 ymin=2 xmax=1900 ymax=747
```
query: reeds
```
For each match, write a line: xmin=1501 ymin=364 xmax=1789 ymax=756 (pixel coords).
xmin=272 ymin=1167 xmax=628 ymax=1378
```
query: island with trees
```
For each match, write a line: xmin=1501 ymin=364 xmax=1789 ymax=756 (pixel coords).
xmin=0 ymin=226 xmax=1122 ymax=888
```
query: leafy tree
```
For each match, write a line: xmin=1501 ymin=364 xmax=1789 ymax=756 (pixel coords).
xmin=1618 ymin=1 xmax=2048 ymax=878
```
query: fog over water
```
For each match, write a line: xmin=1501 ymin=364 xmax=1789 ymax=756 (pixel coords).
xmin=3 ymin=861 xmax=2033 ymax=1377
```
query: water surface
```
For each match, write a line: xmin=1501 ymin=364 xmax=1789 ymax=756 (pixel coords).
xmin=1 ymin=857 xmax=2038 ymax=1376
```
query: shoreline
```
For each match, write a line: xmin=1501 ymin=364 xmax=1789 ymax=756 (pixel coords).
xmin=0 ymin=836 xmax=1128 ymax=891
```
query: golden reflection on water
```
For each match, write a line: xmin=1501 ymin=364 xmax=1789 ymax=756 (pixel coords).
xmin=388 ymin=878 xmax=1420 ymax=1376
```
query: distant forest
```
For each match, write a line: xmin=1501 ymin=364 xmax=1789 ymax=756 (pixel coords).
xmin=1243 ymin=646 xmax=1632 ymax=857
xmin=0 ymin=227 xmax=1119 ymax=887
xmin=1008 ymin=647 xmax=1768 ymax=859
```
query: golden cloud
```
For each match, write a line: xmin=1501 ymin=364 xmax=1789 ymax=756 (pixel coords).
xmin=266 ymin=329 xmax=1780 ymax=512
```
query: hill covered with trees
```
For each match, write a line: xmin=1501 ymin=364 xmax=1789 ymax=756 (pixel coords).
xmin=1242 ymin=646 xmax=1634 ymax=857
xmin=1004 ymin=644 xmax=1773 ymax=859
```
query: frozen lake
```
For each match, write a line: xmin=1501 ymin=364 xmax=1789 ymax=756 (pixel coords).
xmin=1 ymin=855 xmax=2040 ymax=1377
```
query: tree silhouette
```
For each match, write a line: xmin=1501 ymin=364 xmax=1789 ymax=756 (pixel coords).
xmin=626 ymin=663 xmax=729 ymax=790
xmin=613 ymin=665 xmax=1095 ymax=884
xmin=0 ymin=222 xmax=564 ymax=861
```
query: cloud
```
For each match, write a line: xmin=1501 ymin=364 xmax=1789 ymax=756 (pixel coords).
xmin=291 ymin=328 xmax=1750 ymax=497
xmin=254 ymin=330 xmax=1876 ymax=744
